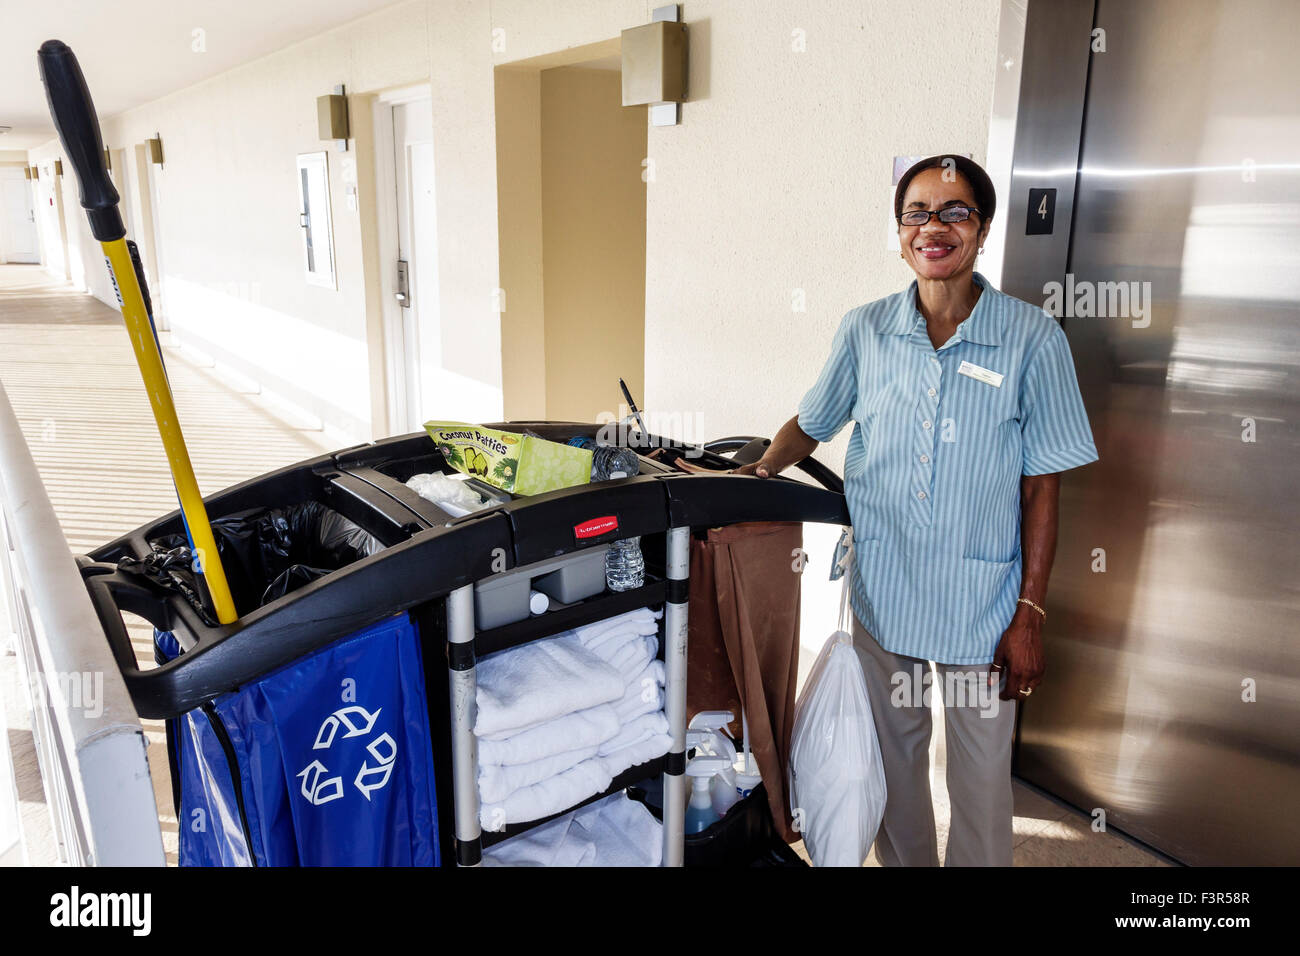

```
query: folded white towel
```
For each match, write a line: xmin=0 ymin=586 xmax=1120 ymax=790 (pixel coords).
xmin=599 ymin=730 xmax=673 ymax=781
xmin=602 ymin=634 xmax=659 ymax=684
xmin=479 ymin=744 xmax=599 ymax=805
xmin=480 ymin=811 xmax=594 ymax=867
xmin=571 ymin=792 xmax=664 ymax=867
xmin=597 ymin=711 xmax=670 ymax=757
xmin=614 ymin=660 xmax=666 ymax=723
xmin=574 ymin=608 xmax=660 ymax=652
xmin=480 ymin=757 xmax=612 ymax=829
xmin=477 ymin=703 xmax=621 ymax=765
xmin=579 ymin=620 xmax=660 ymax=656
xmin=478 ymin=712 xmax=669 ymax=826
xmin=481 ymin=792 xmax=662 ymax=867
xmin=474 ymin=633 xmax=624 ymax=739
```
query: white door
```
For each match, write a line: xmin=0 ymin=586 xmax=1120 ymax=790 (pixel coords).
xmin=377 ymin=94 xmax=437 ymax=434
xmin=112 ymin=150 xmax=137 ymax=243
xmin=36 ymin=170 xmax=65 ymax=277
xmin=1 ymin=167 xmax=40 ymax=264
xmin=145 ymin=157 xmax=169 ymax=329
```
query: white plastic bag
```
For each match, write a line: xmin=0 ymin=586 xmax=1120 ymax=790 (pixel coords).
xmin=788 ymin=627 xmax=887 ymax=867
xmin=406 ymin=472 xmax=488 ymax=517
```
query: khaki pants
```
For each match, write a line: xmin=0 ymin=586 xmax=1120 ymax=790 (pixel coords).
xmin=850 ymin=610 xmax=1016 ymax=866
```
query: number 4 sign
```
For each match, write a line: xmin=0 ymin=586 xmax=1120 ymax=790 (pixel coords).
xmin=1026 ymin=187 xmax=1057 ymax=235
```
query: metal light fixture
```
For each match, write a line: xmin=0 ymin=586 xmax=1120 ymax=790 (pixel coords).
xmin=104 ymin=148 xmax=111 ymax=171
xmin=54 ymin=159 xmax=63 ymax=177
xmin=621 ymin=4 xmax=687 ymax=126
xmin=147 ymin=135 xmax=164 ymax=165
xmin=317 ymin=84 xmax=350 ymax=151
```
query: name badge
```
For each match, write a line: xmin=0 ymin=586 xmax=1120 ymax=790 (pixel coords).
xmin=958 ymin=360 xmax=1004 ymax=388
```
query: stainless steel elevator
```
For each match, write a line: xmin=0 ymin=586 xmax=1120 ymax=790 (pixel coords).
xmin=992 ymin=0 xmax=1300 ymax=866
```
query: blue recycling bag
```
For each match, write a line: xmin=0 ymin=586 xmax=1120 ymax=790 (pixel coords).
xmin=162 ymin=612 xmax=440 ymax=866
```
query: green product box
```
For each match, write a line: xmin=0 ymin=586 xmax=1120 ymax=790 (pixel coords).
xmin=424 ymin=421 xmax=593 ymax=496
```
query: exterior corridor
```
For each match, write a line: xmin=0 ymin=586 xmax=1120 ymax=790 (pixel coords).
xmin=0 ymin=263 xmax=332 ymax=864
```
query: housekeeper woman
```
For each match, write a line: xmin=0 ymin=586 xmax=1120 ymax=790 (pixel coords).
xmin=737 ymin=155 xmax=1098 ymax=866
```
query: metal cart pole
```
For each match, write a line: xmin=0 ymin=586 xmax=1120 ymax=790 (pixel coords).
xmin=446 ymin=582 xmax=482 ymax=867
xmin=661 ymin=525 xmax=690 ymax=867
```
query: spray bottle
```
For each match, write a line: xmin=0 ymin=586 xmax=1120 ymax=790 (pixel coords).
xmin=685 ymin=754 xmax=731 ymax=834
xmin=689 ymin=711 xmax=741 ymax=817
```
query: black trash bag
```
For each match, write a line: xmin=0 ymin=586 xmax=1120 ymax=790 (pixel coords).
xmin=118 ymin=501 xmax=383 ymax=621
xmin=118 ymin=544 xmax=216 ymax=622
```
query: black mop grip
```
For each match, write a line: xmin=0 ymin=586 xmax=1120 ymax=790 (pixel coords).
xmin=37 ymin=39 xmax=124 ymax=242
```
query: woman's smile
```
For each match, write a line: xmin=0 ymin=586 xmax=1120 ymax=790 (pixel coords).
xmin=915 ymin=241 xmax=957 ymax=260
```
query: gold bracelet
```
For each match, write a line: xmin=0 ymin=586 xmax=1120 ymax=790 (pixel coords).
xmin=1017 ymin=597 xmax=1046 ymax=620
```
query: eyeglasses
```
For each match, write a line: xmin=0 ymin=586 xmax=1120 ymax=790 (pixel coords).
xmin=897 ymin=206 xmax=983 ymax=226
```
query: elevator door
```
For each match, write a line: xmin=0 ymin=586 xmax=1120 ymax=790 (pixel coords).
xmin=1015 ymin=0 xmax=1300 ymax=866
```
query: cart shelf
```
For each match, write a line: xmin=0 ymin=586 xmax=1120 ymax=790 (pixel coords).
xmin=474 ymin=576 xmax=666 ymax=658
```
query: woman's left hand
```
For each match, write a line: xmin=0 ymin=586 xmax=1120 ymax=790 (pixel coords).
xmin=990 ymin=606 xmax=1046 ymax=701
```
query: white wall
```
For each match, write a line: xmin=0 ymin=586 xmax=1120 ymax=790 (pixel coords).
xmin=26 ymin=0 xmax=1002 ymax=458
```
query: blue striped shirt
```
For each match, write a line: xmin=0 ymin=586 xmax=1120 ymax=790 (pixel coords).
xmin=798 ymin=272 xmax=1098 ymax=664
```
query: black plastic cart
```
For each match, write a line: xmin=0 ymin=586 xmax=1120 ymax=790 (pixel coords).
xmin=77 ymin=423 xmax=848 ymax=866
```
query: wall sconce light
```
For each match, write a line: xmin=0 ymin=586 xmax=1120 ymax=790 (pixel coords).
xmin=147 ymin=135 xmax=164 ymax=165
xmin=104 ymin=148 xmax=112 ymax=172
xmin=621 ymin=4 xmax=687 ymax=127
xmin=317 ymin=84 xmax=350 ymax=152
xmin=23 ymin=166 xmax=31 ymax=180
xmin=54 ymin=160 xmax=63 ymax=177
xmin=29 ymin=166 xmax=39 ymax=180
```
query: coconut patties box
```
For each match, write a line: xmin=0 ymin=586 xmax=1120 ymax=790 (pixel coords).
xmin=424 ymin=421 xmax=593 ymax=496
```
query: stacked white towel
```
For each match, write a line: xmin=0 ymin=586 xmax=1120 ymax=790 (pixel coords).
xmin=481 ymin=791 xmax=664 ymax=867
xmin=476 ymin=607 xmax=672 ymax=829
xmin=474 ymin=632 xmax=624 ymax=738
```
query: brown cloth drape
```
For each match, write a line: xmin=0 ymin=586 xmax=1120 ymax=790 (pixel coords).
xmin=687 ymin=521 xmax=803 ymax=843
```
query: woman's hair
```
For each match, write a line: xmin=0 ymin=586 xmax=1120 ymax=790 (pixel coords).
xmin=894 ymin=154 xmax=997 ymax=224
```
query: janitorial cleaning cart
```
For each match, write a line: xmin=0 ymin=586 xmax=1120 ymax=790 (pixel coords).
xmin=79 ymin=424 xmax=847 ymax=866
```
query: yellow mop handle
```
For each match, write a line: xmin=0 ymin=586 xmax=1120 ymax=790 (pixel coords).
xmin=101 ymin=240 xmax=238 ymax=623
xmin=37 ymin=40 xmax=237 ymax=624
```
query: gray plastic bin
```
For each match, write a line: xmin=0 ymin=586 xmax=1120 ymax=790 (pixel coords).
xmin=473 ymin=546 xmax=609 ymax=628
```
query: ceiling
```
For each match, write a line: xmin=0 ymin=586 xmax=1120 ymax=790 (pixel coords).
xmin=0 ymin=0 xmax=404 ymax=149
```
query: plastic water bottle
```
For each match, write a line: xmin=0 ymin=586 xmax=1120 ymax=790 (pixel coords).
xmin=605 ymin=537 xmax=645 ymax=591
xmin=568 ymin=437 xmax=640 ymax=481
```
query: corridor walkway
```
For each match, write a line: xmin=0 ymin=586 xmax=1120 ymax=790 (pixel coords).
xmin=0 ymin=263 xmax=332 ymax=864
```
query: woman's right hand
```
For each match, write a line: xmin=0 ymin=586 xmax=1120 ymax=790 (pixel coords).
xmin=730 ymin=417 xmax=819 ymax=479
xmin=732 ymin=459 xmax=776 ymax=478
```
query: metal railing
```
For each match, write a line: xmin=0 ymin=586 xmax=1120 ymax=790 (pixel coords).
xmin=0 ymin=381 xmax=163 ymax=866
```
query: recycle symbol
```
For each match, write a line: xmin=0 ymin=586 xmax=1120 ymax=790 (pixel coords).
xmin=297 ymin=705 xmax=397 ymax=806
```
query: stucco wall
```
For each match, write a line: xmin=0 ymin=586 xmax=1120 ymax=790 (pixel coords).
xmin=27 ymin=0 xmax=1001 ymax=458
